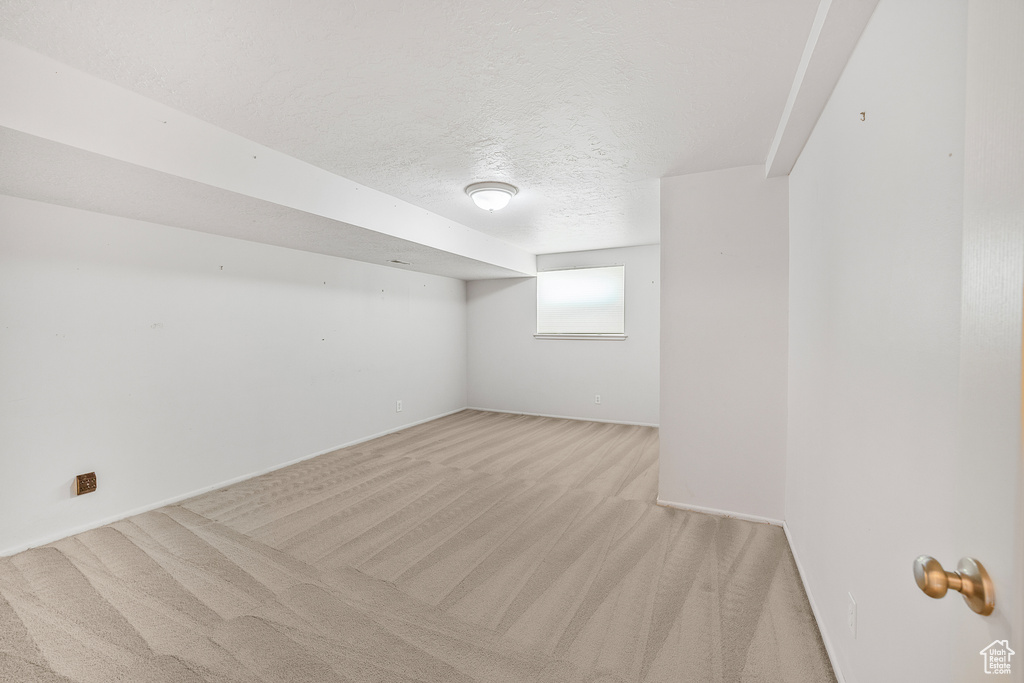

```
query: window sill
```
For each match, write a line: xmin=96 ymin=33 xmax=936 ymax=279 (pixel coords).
xmin=533 ymin=334 xmax=628 ymax=341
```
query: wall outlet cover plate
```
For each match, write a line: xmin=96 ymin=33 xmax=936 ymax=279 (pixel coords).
xmin=847 ymin=592 xmax=857 ymax=638
xmin=76 ymin=472 xmax=97 ymax=495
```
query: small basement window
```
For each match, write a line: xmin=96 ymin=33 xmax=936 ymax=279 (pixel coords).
xmin=535 ymin=265 xmax=626 ymax=340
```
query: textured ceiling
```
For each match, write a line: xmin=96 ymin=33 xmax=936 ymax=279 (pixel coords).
xmin=0 ymin=0 xmax=820 ymax=255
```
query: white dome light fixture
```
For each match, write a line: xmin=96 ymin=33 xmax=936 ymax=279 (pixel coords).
xmin=466 ymin=181 xmax=518 ymax=212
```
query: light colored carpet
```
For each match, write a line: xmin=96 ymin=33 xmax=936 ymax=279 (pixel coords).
xmin=0 ymin=410 xmax=835 ymax=682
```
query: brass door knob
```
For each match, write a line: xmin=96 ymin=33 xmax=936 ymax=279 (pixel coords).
xmin=913 ymin=555 xmax=995 ymax=616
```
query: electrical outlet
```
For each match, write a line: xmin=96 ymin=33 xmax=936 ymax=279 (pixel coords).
xmin=75 ymin=472 xmax=97 ymax=495
xmin=396 ymin=400 xmax=403 ymax=413
xmin=847 ymin=592 xmax=857 ymax=638
xmin=594 ymin=394 xmax=601 ymax=404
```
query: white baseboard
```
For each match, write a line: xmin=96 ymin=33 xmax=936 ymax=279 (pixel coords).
xmin=467 ymin=406 xmax=659 ymax=428
xmin=784 ymin=522 xmax=846 ymax=683
xmin=0 ymin=408 xmax=467 ymax=558
xmin=655 ymin=497 xmax=784 ymax=527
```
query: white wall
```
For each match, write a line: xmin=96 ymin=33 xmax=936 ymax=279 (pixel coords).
xmin=659 ymin=165 xmax=789 ymax=522
xmin=0 ymin=194 xmax=468 ymax=555
xmin=786 ymin=1 xmax=967 ymax=680
xmin=467 ymin=245 xmax=659 ymax=426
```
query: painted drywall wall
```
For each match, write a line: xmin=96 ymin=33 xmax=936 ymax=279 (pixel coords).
xmin=466 ymin=245 xmax=659 ymax=426
xmin=659 ymin=165 xmax=789 ymax=522
xmin=0 ymin=194 xmax=468 ymax=555
xmin=786 ymin=1 xmax=968 ymax=680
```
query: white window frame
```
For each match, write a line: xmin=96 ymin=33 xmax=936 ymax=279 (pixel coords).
xmin=534 ymin=265 xmax=627 ymax=340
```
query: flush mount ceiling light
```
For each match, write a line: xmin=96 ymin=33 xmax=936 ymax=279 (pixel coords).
xmin=465 ymin=181 xmax=518 ymax=212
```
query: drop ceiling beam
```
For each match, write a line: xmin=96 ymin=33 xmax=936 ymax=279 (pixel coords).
xmin=765 ymin=0 xmax=881 ymax=178
xmin=0 ymin=40 xmax=536 ymax=278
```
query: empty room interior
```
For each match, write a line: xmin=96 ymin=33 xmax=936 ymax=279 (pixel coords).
xmin=1 ymin=1 xmax=1021 ymax=682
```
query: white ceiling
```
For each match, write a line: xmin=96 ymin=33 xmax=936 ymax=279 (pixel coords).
xmin=0 ymin=0 xmax=876 ymax=276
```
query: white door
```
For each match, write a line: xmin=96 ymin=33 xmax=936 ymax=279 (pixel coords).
xmin=949 ymin=1 xmax=1023 ymax=680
